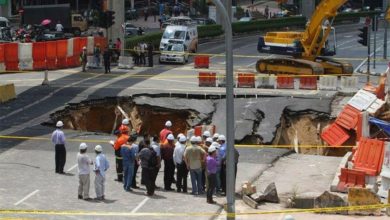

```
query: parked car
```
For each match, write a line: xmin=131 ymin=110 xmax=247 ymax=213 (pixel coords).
xmin=159 ymin=43 xmax=189 ymax=64
xmin=239 ymin=17 xmax=253 ymax=22
xmin=192 ymin=18 xmax=216 ymax=25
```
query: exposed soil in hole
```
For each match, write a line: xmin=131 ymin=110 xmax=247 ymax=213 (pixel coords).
xmin=274 ymin=113 xmax=352 ymax=157
xmin=47 ymin=95 xmax=354 ymax=157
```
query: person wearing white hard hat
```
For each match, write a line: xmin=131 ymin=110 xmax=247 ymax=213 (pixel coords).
xmin=200 ymin=137 xmax=213 ymax=192
xmin=80 ymin=46 xmax=88 ymax=72
xmin=119 ymin=118 xmax=130 ymax=134
xmin=51 ymin=121 xmax=67 ymax=174
xmin=202 ymin=131 xmax=211 ymax=142
xmin=93 ymin=145 xmax=109 ymax=200
xmin=121 ymin=135 xmax=138 ymax=192
xmin=77 ymin=143 xmax=93 ymax=200
xmin=206 ymin=145 xmax=218 ymax=204
xmin=184 ymin=136 xmax=206 ymax=195
xmin=212 ymin=133 xmax=219 ymax=142
xmin=159 ymin=120 xmax=173 ymax=144
xmin=173 ymin=135 xmax=188 ymax=193
xmin=161 ymin=133 xmax=175 ymax=191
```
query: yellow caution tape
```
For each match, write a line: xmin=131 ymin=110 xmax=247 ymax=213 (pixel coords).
xmin=0 ymin=204 xmax=389 ymax=217
xmin=0 ymin=135 xmax=355 ymax=148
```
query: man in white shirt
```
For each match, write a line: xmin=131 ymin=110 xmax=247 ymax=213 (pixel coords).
xmin=77 ymin=143 xmax=93 ymax=200
xmin=55 ymin=21 xmax=64 ymax=32
xmin=94 ymin=145 xmax=110 ymax=200
xmin=173 ymin=135 xmax=188 ymax=192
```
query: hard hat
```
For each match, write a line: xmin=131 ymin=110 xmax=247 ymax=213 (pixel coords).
xmin=165 ymin=120 xmax=172 ymax=127
xmin=83 ymin=46 xmax=87 ymax=50
xmin=79 ymin=143 xmax=88 ymax=150
xmin=95 ymin=145 xmax=103 ymax=152
xmin=213 ymin=133 xmax=220 ymax=139
xmin=195 ymin=136 xmax=202 ymax=143
xmin=109 ymin=140 xmax=115 ymax=145
xmin=122 ymin=118 xmax=129 ymax=125
xmin=179 ymin=135 xmax=187 ymax=142
xmin=211 ymin=142 xmax=221 ymax=149
xmin=203 ymin=131 xmax=211 ymax=137
xmin=56 ymin=121 xmax=64 ymax=127
xmin=206 ymin=137 xmax=213 ymax=143
xmin=208 ymin=145 xmax=217 ymax=153
xmin=177 ymin=133 xmax=185 ymax=139
xmin=283 ymin=215 xmax=295 ymax=220
xmin=190 ymin=136 xmax=197 ymax=143
xmin=218 ymin=135 xmax=226 ymax=141
xmin=167 ymin=133 xmax=175 ymax=141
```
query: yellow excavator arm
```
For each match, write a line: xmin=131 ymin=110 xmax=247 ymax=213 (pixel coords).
xmin=301 ymin=0 xmax=347 ymax=58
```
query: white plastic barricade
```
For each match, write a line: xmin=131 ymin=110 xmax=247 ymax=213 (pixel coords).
xmin=67 ymin=38 xmax=74 ymax=57
xmin=378 ymin=142 xmax=390 ymax=198
xmin=18 ymin=43 xmax=33 ymax=70
xmin=118 ymin=56 xmax=133 ymax=69
xmin=218 ymin=74 xmax=226 ymax=87
xmin=0 ymin=63 xmax=5 ymax=72
xmin=319 ymin=76 xmax=337 ymax=90
xmin=339 ymin=76 xmax=358 ymax=93
xmin=87 ymin=36 xmax=94 ymax=55
xmin=257 ymin=75 xmax=276 ymax=89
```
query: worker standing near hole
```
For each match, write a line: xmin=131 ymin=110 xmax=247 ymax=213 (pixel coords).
xmin=119 ymin=118 xmax=130 ymax=134
xmin=110 ymin=128 xmax=129 ymax=182
xmin=160 ymin=120 xmax=173 ymax=144
xmin=51 ymin=121 xmax=66 ymax=174
xmin=161 ymin=134 xmax=176 ymax=191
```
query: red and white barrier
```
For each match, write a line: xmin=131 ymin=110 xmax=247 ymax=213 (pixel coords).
xmin=18 ymin=43 xmax=33 ymax=70
xmin=87 ymin=36 xmax=94 ymax=55
xmin=0 ymin=44 xmax=5 ymax=72
xmin=4 ymin=43 xmax=19 ymax=71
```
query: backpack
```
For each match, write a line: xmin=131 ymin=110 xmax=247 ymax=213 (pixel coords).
xmin=148 ymin=147 xmax=158 ymax=168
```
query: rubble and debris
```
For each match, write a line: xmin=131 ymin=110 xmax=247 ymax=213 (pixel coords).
xmin=241 ymin=182 xmax=256 ymax=196
xmin=250 ymin=182 xmax=279 ymax=203
xmin=348 ymin=188 xmax=382 ymax=216
xmin=314 ymin=191 xmax=347 ymax=214
xmin=243 ymin=195 xmax=258 ymax=209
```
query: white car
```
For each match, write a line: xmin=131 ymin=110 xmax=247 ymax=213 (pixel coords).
xmin=159 ymin=43 xmax=189 ymax=64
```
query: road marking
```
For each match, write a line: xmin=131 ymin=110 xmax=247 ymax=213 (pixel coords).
xmin=338 ymin=45 xmax=354 ymax=50
xmin=131 ymin=197 xmax=149 ymax=213
xmin=14 ymin=190 xmax=39 ymax=206
xmin=354 ymin=42 xmax=389 ymax=72
xmin=66 ymin=164 xmax=78 ymax=172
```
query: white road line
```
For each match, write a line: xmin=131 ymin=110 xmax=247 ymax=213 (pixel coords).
xmin=14 ymin=190 xmax=39 ymax=206
xmin=66 ymin=164 xmax=78 ymax=172
xmin=131 ymin=197 xmax=149 ymax=213
xmin=354 ymin=41 xmax=389 ymax=72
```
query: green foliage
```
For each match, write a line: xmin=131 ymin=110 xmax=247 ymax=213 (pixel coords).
xmin=232 ymin=16 xmax=307 ymax=33
xmin=198 ymin=24 xmax=224 ymax=38
xmin=125 ymin=32 xmax=163 ymax=55
xmin=334 ymin=11 xmax=381 ymax=22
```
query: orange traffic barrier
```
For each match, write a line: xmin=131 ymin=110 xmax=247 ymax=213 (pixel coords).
xmin=4 ymin=43 xmax=19 ymax=71
xmin=321 ymin=123 xmax=350 ymax=146
xmin=32 ymin=42 xmax=46 ymax=70
xmin=356 ymin=113 xmax=363 ymax=141
xmin=73 ymin=37 xmax=82 ymax=66
xmin=276 ymin=76 xmax=294 ymax=89
xmin=94 ymin=36 xmax=107 ymax=51
xmin=198 ymin=72 xmax=216 ymax=87
xmin=194 ymin=55 xmax=209 ymax=68
xmin=194 ymin=125 xmax=216 ymax=137
xmin=79 ymin=37 xmax=88 ymax=52
xmin=237 ymin=73 xmax=255 ymax=88
xmin=46 ymin=41 xmax=57 ymax=70
xmin=335 ymin=104 xmax=360 ymax=130
xmin=354 ymin=137 xmax=385 ymax=176
xmin=337 ymin=168 xmax=365 ymax=192
xmin=56 ymin=40 xmax=68 ymax=68
xmin=363 ymin=78 xmax=386 ymax=100
xmin=299 ymin=76 xmax=317 ymax=90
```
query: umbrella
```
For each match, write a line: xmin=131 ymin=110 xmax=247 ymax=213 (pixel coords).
xmin=41 ymin=19 xmax=51 ymax=26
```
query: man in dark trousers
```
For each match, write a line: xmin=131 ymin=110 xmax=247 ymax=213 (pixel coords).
xmin=138 ymin=138 xmax=159 ymax=196
xmin=103 ymin=47 xmax=111 ymax=73
xmin=147 ymin=43 xmax=154 ymax=67
xmin=160 ymin=134 xmax=176 ymax=191
xmin=110 ymin=129 xmax=129 ymax=182
xmin=51 ymin=121 xmax=66 ymax=174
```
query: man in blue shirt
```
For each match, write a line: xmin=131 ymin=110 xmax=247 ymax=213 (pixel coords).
xmin=94 ymin=145 xmax=109 ymax=200
xmin=121 ymin=135 xmax=138 ymax=192
xmin=51 ymin=121 xmax=66 ymax=174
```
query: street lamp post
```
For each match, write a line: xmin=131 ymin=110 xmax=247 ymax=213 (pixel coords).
xmin=210 ymin=0 xmax=235 ymax=219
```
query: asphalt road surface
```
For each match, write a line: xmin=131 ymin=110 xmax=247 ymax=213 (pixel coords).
xmin=0 ymin=22 xmax=388 ymax=219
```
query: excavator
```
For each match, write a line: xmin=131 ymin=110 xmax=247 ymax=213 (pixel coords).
xmin=256 ymin=0 xmax=353 ymax=75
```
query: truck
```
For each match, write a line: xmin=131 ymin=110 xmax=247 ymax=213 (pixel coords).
xmin=256 ymin=0 xmax=353 ymax=76
xmin=21 ymin=4 xmax=88 ymax=36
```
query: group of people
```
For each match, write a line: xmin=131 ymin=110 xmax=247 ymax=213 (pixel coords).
xmin=51 ymin=119 xmax=239 ymax=204
xmin=133 ymin=42 xmax=154 ymax=67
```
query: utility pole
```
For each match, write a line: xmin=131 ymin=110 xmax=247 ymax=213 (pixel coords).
xmin=209 ymin=0 xmax=235 ymax=219
xmin=384 ymin=18 xmax=388 ymax=59
xmin=374 ymin=15 xmax=377 ymax=69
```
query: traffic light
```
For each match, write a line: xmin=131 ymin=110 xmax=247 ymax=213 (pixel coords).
xmin=106 ymin=10 xmax=115 ymax=28
xmin=358 ymin=26 xmax=368 ymax=46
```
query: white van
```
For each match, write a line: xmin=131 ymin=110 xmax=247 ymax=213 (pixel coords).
xmin=160 ymin=25 xmax=198 ymax=53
